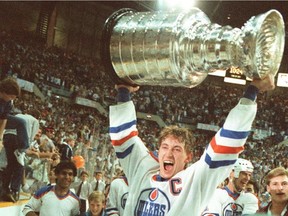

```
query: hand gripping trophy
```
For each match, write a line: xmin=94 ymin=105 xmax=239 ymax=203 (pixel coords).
xmin=101 ymin=7 xmax=285 ymax=87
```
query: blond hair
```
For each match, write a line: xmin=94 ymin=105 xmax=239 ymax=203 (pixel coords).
xmin=88 ymin=191 xmax=105 ymax=203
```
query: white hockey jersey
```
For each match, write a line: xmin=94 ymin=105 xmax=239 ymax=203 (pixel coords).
xmin=22 ymin=185 xmax=80 ymax=216
xmin=202 ymin=186 xmax=259 ymax=216
xmin=106 ymin=176 xmax=129 ymax=215
xmin=109 ymin=99 xmax=256 ymax=216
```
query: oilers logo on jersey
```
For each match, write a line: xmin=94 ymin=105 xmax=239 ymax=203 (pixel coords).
xmin=223 ymin=203 xmax=243 ymax=216
xmin=135 ymin=188 xmax=170 ymax=216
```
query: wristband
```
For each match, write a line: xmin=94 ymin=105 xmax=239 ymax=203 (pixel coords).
xmin=243 ymin=85 xmax=259 ymax=101
xmin=117 ymin=87 xmax=131 ymax=102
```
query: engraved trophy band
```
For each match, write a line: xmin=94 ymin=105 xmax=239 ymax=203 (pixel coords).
xmin=101 ymin=8 xmax=285 ymax=88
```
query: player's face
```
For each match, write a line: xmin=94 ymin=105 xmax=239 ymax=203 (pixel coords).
xmin=158 ymin=135 xmax=191 ymax=179
xmin=234 ymin=171 xmax=252 ymax=191
xmin=89 ymin=200 xmax=104 ymax=216
xmin=267 ymin=175 xmax=288 ymax=203
xmin=56 ymin=169 xmax=74 ymax=189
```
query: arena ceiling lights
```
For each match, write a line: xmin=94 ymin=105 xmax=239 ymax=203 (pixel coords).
xmin=158 ymin=0 xmax=197 ymax=11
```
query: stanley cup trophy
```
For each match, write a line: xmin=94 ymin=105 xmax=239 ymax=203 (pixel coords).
xmin=101 ymin=7 xmax=285 ymax=88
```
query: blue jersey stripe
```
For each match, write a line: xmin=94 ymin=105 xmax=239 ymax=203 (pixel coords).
xmin=220 ymin=128 xmax=249 ymax=139
xmin=205 ymin=153 xmax=236 ymax=168
xmin=34 ymin=185 xmax=53 ymax=198
xmin=110 ymin=120 xmax=136 ymax=133
xmin=116 ymin=144 xmax=134 ymax=159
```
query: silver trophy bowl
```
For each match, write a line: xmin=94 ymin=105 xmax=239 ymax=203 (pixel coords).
xmin=101 ymin=8 xmax=285 ymax=88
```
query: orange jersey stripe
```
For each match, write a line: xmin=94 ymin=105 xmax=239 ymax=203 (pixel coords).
xmin=111 ymin=130 xmax=138 ymax=146
xmin=210 ymin=136 xmax=244 ymax=154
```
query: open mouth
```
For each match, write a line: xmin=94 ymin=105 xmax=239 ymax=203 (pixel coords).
xmin=164 ymin=161 xmax=174 ymax=171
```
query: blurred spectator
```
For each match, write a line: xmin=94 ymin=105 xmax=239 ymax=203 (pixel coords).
xmin=72 ymin=170 xmax=92 ymax=216
xmin=91 ymin=171 xmax=106 ymax=193
xmin=60 ymin=137 xmax=75 ymax=161
xmin=0 ymin=77 xmax=21 ymax=148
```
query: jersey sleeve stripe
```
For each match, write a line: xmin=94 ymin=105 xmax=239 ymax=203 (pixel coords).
xmin=220 ymin=128 xmax=249 ymax=139
xmin=109 ymin=120 xmax=137 ymax=133
xmin=204 ymin=153 xmax=236 ymax=168
xmin=111 ymin=130 xmax=138 ymax=146
xmin=33 ymin=185 xmax=52 ymax=199
xmin=210 ymin=136 xmax=244 ymax=154
xmin=115 ymin=144 xmax=134 ymax=159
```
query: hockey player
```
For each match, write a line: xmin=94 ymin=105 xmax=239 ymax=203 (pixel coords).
xmin=109 ymin=74 xmax=275 ymax=215
xmin=22 ymin=161 xmax=80 ymax=216
xmin=202 ymin=158 xmax=259 ymax=215
xmin=105 ymin=173 xmax=129 ymax=215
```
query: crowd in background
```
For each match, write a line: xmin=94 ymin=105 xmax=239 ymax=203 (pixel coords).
xmin=0 ymin=29 xmax=288 ymax=202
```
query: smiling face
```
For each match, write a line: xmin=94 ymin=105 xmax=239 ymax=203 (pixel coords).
xmin=267 ymin=175 xmax=288 ymax=204
xmin=158 ymin=135 xmax=191 ymax=179
xmin=89 ymin=200 xmax=105 ymax=216
xmin=233 ymin=171 xmax=252 ymax=192
xmin=56 ymin=169 xmax=74 ymax=190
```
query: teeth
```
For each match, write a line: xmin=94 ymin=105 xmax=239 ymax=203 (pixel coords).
xmin=164 ymin=161 xmax=174 ymax=165
xmin=163 ymin=161 xmax=174 ymax=171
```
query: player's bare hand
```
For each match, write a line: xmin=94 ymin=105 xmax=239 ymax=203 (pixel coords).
xmin=115 ymin=84 xmax=140 ymax=93
xmin=251 ymin=74 xmax=275 ymax=93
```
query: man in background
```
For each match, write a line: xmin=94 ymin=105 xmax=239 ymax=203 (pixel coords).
xmin=22 ymin=161 xmax=80 ymax=216
xmin=60 ymin=137 xmax=75 ymax=161
xmin=91 ymin=170 xmax=106 ymax=193
xmin=202 ymin=158 xmax=259 ymax=215
xmin=256 ymin=167 xmax=288 ymax=215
